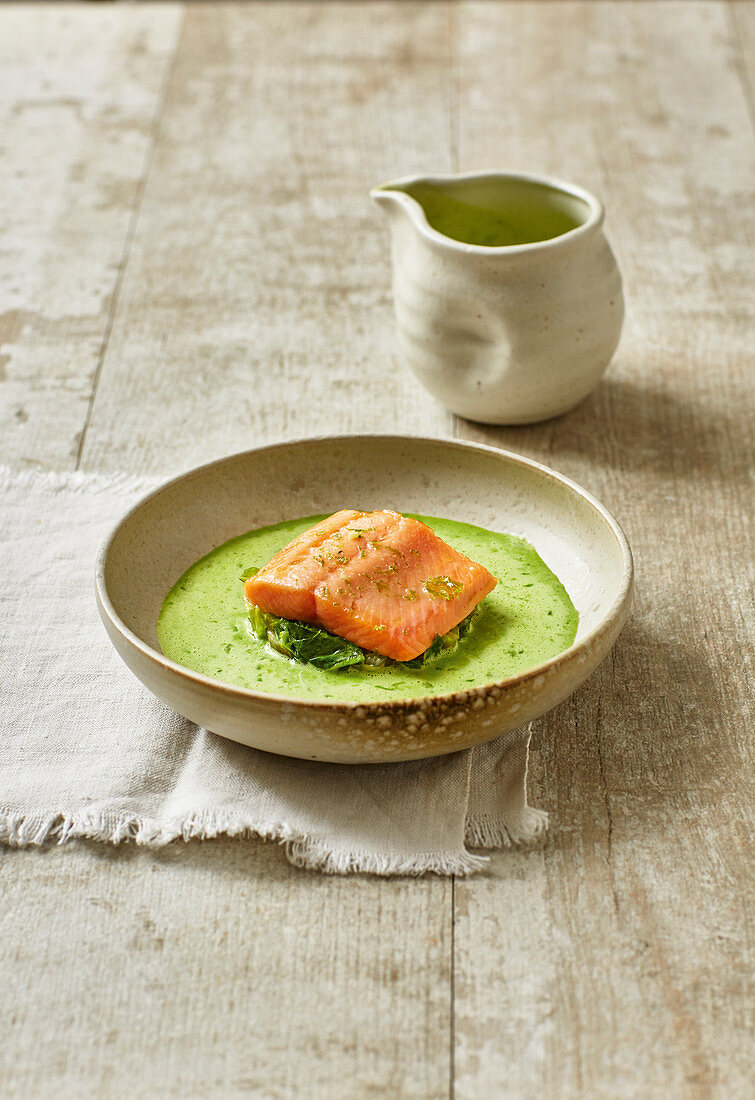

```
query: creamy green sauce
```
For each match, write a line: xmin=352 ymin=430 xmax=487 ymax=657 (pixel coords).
xmin=385 ymin=181 xmax=582 ymax=247
xmin=157 ymin=515 xmax=578 ymax=703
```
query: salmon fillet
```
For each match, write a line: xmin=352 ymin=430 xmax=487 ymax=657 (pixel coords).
xmin=244 ymin=510 xmax=497 ymax=662
xmin=243 ymin=510 xmax=363 ymax=622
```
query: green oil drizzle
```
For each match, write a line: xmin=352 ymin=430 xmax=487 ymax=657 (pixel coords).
xmin=157 ymin=515 xmax=578 ymax=703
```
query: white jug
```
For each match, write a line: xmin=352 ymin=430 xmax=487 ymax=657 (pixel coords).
xmin=371 ymin=172 xmax=623 ymax=424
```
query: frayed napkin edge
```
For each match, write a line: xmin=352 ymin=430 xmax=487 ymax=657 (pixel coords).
xmin=0 ymin=808 xmax=487 ymax=877
xmin=465 ymin=808 xmax=549 ymax=849
xmin=0 ymin=805 xmax=547 ymax=877
xmin=286 ymin=837 xmax=488 ymax=877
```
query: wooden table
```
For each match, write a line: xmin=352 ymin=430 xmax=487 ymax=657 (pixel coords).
xmin=2 ymin=3 xmax=752 ymax=1096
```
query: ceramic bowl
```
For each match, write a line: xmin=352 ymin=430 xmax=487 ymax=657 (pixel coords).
xmin=95 ymin=435 xmax=633 ymax=764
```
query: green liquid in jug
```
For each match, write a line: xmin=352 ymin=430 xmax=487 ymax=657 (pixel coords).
xmin=384 ymin=180 xmax=585 ymax=247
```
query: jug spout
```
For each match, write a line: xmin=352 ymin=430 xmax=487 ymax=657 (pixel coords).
xmin=369 ymin=182 xmax=419 ymax=226
xmin=370 ymin=179 xmax=441 ymax=258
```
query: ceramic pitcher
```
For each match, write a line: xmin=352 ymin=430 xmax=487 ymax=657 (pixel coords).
xmin=371 ymin=172 xmax=623 ymax=424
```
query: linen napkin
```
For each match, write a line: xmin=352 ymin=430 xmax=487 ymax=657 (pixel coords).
xmin=0 ymin=466 xmax=547 ymax=876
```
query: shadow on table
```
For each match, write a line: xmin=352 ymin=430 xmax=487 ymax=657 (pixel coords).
xmin=465 ymin=373 xmax=752 ymax=486
xmin=80 ymin=823 xmax=298 ymax=880
xmin=528 ymin=611 xmax=734 ymax=862
xmin=568 ymin=375 xmax=751 ymax=481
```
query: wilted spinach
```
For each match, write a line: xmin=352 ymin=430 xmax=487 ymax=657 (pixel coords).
xmin=265 ymin=617 xmax=364 ymax=671
xmin=243 ymin=605 xmax=478 ymax=673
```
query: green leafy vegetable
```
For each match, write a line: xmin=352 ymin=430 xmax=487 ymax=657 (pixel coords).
xmin=457 ymin=612 xmax=475 ymax=639
xmin=247 ymin=604 xmax=268 ymax=639
xmin=239 ymin=566 xmax=260 ymax=581
xmin=362 ymin=651 xmax=390 ymax=668
xmin=400 ymin=609 xmax=479 ymax=667
xmin=400 ymin=635 xmax=444 ymax=669
xmin=242 ymin=605 xmax=480 ymax=673
xmin=251 ymin=611 xmax=364 ymax=671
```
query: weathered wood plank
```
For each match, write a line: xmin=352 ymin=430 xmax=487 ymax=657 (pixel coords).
xmin=78 ymin=0 xmax=453 ymax=477
xmin=453 ymin=3 xmax=754 ymax=1097
xmin=2 ymin=3 xmax=752 ymax=1099
xmin=0 ymin=3 xmax=183 ymax=471
xmin=0 ymin=4 xmax=455 ymax=1099
xmin=1 ymin=839 xmax=451 ymax=1099
xmin=730 ymin=0 xmax=755 ymax=122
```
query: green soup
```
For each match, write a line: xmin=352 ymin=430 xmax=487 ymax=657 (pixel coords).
xmin=157 ymin=515 xmax=578 ymax=703
xmin=384 ymin=180 xmax=584 ymax=247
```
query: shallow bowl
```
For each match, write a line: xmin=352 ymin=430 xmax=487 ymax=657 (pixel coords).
xmin=95 ymin=435 xmax=633 ymax=764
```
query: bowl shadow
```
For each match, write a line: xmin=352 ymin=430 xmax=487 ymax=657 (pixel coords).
xmin=526 ymin=610 xmax=738 ymax=863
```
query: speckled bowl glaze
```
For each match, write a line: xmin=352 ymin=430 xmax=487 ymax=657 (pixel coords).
xmin=96 ymin=436 xmax=633 ymax=764
xmin=372 ymin=172 xmax=624 ymax=424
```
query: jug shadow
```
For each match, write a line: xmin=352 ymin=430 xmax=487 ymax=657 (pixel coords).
xmin=464 ymin=373 xmax=753 ymax=486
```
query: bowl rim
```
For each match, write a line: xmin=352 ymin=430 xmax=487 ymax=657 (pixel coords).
xmin=370 ymin=170 xmax=606 ymax=256
xmin=95 ymin=434 xmax=634 ymax=712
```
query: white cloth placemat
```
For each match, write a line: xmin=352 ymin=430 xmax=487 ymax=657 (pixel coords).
xmin=0 ymin=466 xmax=547 ymax=876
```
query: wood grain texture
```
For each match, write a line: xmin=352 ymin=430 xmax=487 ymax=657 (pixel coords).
xmin=1 ymin=3 xmax=752 ymax=1098
xmin=78 ymin=1 xmax=453 ymax=476
xmin=730 ymin=0 xmax=755 ymax=125
xmin=1 ymin=839 xmax=451 ymax=1099
xmin=452 ymin=3 xmax=754 ymax=1097
xmin=2 ymin=5 xmax=455 ymax=1098
xmin=0 ymin=3 xmax=182 ymax=471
